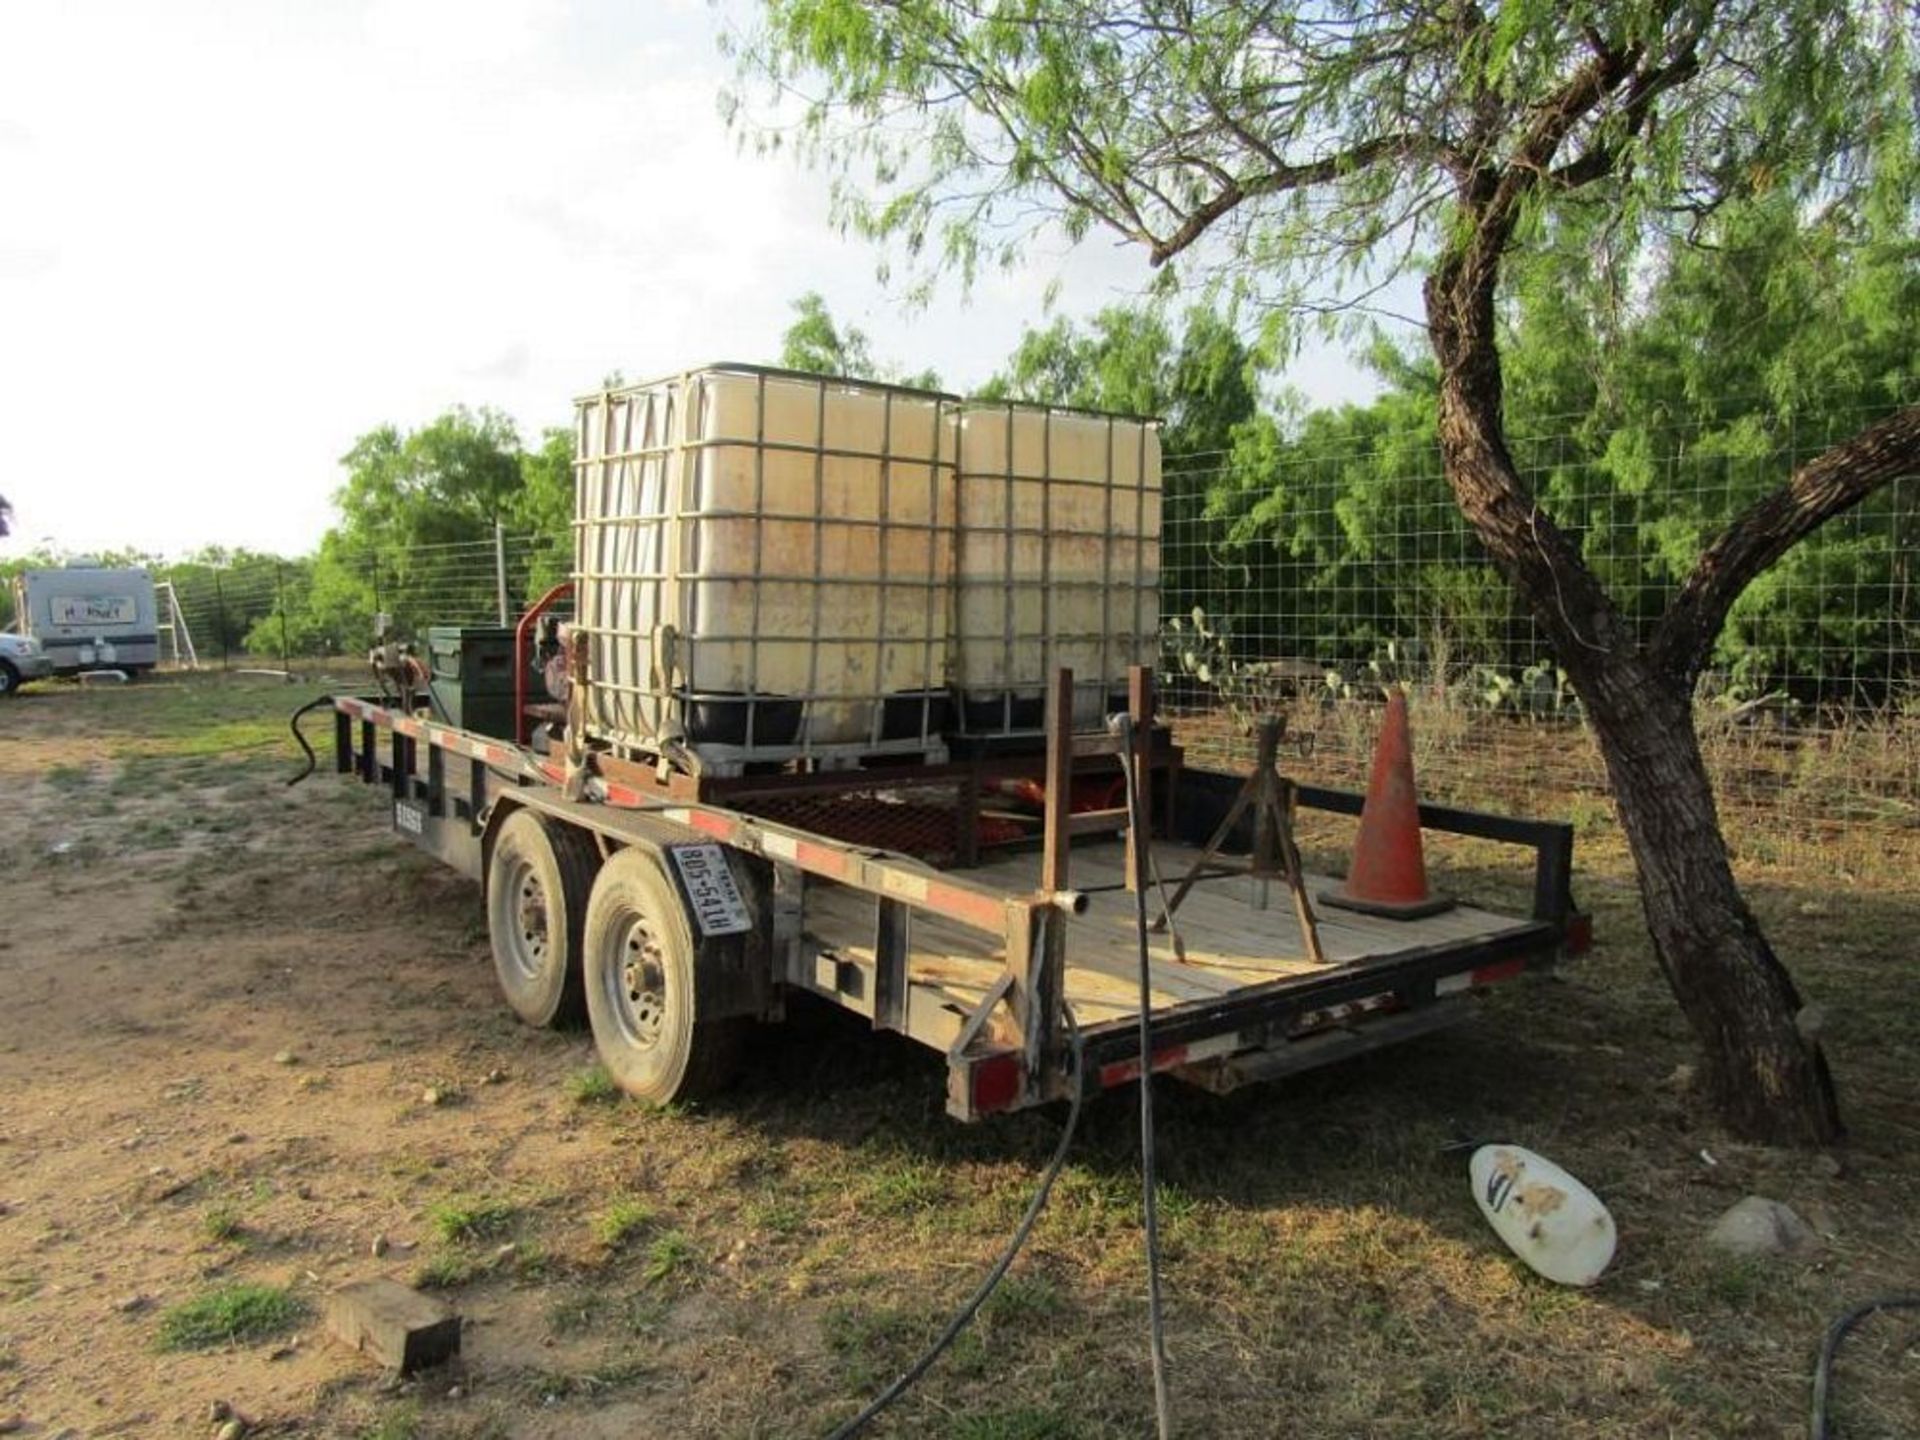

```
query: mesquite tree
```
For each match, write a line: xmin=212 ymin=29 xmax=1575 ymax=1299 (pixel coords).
xmin=741 ymin=0 xmax=1920 ymax=1144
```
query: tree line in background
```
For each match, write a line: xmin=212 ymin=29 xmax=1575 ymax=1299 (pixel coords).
xmin=0 ymin=419 xmax=575 ymax=657
xmin=8 ymin=197 xmax=1910 ymax=707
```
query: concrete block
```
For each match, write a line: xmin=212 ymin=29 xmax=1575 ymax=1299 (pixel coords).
xmin=324 ymin=1278 xmax=460 ymax=1374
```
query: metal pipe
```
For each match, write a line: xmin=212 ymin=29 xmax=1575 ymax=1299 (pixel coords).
xmin=513 ymin=579 xmax=575 ymax=747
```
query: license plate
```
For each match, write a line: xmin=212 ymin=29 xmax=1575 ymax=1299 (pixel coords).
xmin=669 ymin=843 xmax=752 ymax=937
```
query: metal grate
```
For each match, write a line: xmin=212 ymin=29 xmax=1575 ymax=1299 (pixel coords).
xmin=740 ymin=787 xmax=1027 ymax=865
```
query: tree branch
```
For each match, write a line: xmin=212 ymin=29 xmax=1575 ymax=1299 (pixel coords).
xmin=1651 ymin=404 xmax=1920 ymax=684
xmin=1146 ymin=135 xmax=1418 ymax=265
xmin=1552 ymin=38 xmax=1703 ymax=189
xmin=1479 ymin=43 xmax=1640 ymax=237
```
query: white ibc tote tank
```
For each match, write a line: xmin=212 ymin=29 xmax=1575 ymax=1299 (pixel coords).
xmin=572 ymin=365 xmax=957 ymax=772
xmin=952 ymin=402 xmax=1162 ymax=735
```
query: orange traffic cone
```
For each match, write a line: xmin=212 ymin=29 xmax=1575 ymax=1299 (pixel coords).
xmin=1322 ymin=688 xmax=1453 ymax=919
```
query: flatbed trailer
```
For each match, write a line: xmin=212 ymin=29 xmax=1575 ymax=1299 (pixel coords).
xmin=323 ymin=672 xmax=1588 ymax=1121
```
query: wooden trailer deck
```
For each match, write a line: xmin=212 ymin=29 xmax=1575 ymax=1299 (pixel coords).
xmin=804 ymin=837 xmax=1546 ymax=1049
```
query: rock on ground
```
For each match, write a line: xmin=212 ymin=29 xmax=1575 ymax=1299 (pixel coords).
xmin=1707 ymin=1195 xmax=1820 ymax=1259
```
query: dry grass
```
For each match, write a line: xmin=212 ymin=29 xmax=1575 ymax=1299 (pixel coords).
xmin=0 ymin=670 xmax=1914 ymax=1438
xmin=1171 ymin=687 xmax=1920 ymax=881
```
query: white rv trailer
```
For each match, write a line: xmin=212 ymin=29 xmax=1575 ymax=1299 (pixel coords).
xmin=10 ymin=564 xmax=160 ymax=676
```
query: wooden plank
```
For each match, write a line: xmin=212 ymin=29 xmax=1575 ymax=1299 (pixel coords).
xmin=809 ymin=884 xmax=998 ymax=962
xmin=908 ymin=956 xmax=1148 ymax=1024
xmin=806 ymin=882 xmax=1189 ymax=1026
xmin=325 ymin=1279 xmax=460 ymax=1375
xmin=814 ymin=867 xmax=1290 ymax=1004
xmin=800 ymin=836 xmax=1542 ymax=1042
xmin=1061 ymin=947 xmax=1243 ymax=1002
xmin=1042 ymin=667 xmax=1073 ymax=894
xmin=872 ymin=897 xmax=910 ymax=1033
xmin=1067 ymin=807 xmax=1129 ymax=837
xmin=1021 ymin=666 xmax=1073 ymax=1090
xmin=961 ymin=841 xmax=1526 ymax=951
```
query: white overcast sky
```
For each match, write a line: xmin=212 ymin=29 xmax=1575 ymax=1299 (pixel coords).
xmin=0 ymin=0 xmax=1382 ymax=559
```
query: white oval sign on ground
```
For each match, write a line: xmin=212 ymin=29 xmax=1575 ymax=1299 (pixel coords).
xmin=1470 ymin=1144 xmax=1617 ymax=1287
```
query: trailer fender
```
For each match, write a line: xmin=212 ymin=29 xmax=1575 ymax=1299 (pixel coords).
xmin=598 ymin=834 xmax=778 ymax=1024
xmin=679 ymin=838 xmax=777 ymax=1022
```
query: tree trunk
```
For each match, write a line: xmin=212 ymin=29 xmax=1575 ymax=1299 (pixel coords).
xmin=1580 ymin=668 xmax=1843 ymax=1144
xmin=1423 ymin=238 xmax=1844 ymax=1145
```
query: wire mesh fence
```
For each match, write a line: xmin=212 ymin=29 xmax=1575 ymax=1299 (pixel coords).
xmin=1158 ymin=398 xmax=1918 ymax=857
xmin=159 ymin=531 xmax=571 ymax=671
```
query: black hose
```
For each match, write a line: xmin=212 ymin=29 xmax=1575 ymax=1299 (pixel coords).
xmin=1809 ymin=1295 xmax=1920 ymax=1439
xmin=1117 ymin=715 xmax=1175 ymax=1439
xmin=285 ymin=695 xmax=336 ymax=787
xmin=826 ymin=1007 xmax=1085 ymax=1440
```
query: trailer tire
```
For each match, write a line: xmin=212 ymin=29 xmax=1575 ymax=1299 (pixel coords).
xmin=486 ymin=809 xmax=597 ymax=1028
xmin=0 ymin=662 xmax=16 ymax=698
xmin=582 ymin=846 xmax=743 ymax=1105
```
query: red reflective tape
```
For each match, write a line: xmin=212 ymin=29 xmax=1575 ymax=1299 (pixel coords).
xmin=1098 ymin=1045 xmax=1190 ymax=1090
xmin=483 ymin=745 xmax=516 ymax=766
xmin=689 ymin=810 xmax=735 ymax=841
xmin=1471 ymin=958 xmax=1526 ymax=987
xmin=925 ymin=881 xmax=1007 ymax=933
xmin=602 ymin=781 xmax=649 ymax=807
xmin=393 ymin=716 xmax=423 ymax=737
xmin=794 ymin=839 xmax=849 ymax=877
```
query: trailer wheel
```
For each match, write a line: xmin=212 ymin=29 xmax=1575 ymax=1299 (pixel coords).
xmin=582 ymin=847 xmax=743 ymax=1105
xmin=486 ymin=809 xmax=597 ymax=1028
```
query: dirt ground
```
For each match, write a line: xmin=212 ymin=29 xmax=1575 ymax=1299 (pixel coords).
xmin=0 ymin=674 xmax=1915 ymax=1439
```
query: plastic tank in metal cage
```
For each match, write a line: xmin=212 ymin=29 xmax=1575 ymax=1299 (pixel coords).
xmin=952 ymin=402 xmax=1161 ymax=740
xmin=572 ymin=365 xmax=958 ymax=773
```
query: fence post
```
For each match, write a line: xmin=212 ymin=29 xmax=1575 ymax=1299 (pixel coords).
xmin=214 ymin=569 xmax=230 ymax=670
xmin=276 ymin=562 xmax=290 ymax=672
xmin=494 ymin=521 xmax=509 ymax=625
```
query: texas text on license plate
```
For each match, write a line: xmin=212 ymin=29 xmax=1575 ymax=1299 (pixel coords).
xmin=668 ymin=843 xmax=752 ymax=936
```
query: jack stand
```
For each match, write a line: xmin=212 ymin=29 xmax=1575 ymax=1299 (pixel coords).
xmin=1152 ymin=714 xmax=1326 ymax=966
